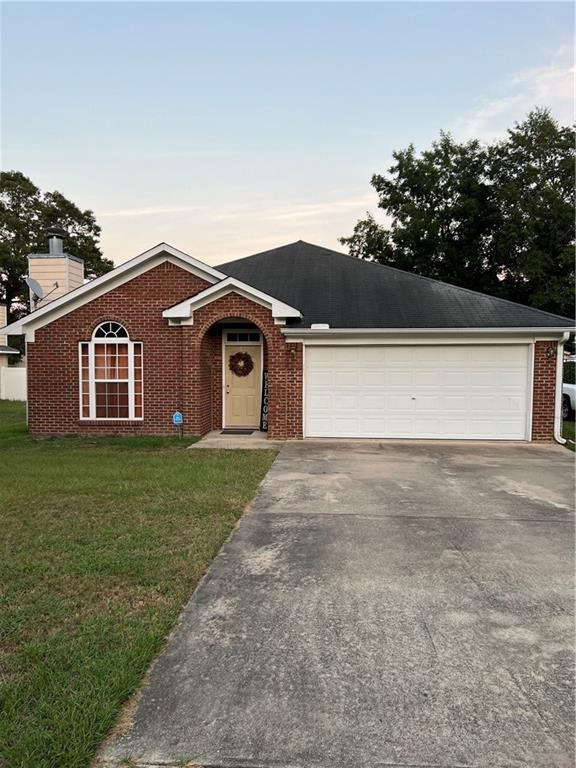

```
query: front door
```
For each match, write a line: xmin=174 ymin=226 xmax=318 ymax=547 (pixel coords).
xmin=224 ymin=343 xmax=262 ymax=427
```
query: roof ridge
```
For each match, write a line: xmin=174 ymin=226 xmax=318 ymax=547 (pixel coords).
xmin=217 ymin=241 xmax=305 ymax=269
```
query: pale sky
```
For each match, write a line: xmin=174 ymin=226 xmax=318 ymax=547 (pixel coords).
xmin=1 ymin=2 xmax=573 ymax=267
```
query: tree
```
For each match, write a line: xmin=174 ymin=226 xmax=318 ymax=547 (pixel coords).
xmin=0 ymin=171 xmax=113 ymax=322
xmin=341 ymin=109 xmax=575 ymax=318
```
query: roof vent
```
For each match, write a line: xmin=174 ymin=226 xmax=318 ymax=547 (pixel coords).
xmin=311 ymin=323 xmax=330 ymax=330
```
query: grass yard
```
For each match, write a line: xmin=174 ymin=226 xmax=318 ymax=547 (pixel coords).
xmin=563 ymin=418 xmax=575 ymax=452
xmin=0 ymin=401 xmax=276 ymax=768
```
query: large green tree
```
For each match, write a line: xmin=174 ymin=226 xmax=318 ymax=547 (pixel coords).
xmin=341 ymin=109 xmax=575 ymax=318
xmin=0 ymin=171 xmax=113 ymax=322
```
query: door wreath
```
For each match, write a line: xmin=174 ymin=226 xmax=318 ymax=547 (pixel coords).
xmin=229 ymin=351 xmax=254 ymax=377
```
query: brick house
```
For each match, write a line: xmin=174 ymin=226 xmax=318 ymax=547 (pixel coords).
xmin=3 ymin=237 xmax=573 ymax=441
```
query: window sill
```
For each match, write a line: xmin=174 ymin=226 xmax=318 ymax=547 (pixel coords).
xmin=79 ymin=419 xmax=144 ymax=424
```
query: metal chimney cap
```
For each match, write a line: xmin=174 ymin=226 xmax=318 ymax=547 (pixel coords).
xmin=47 ymin=225 xmax=66 ymax=239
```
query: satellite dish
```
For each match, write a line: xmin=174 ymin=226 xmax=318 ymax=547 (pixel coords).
xmin=25 ymin=276 xmax=45 ymax=300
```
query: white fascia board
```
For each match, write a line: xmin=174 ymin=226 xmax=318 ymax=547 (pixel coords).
xmin=282 ymin=328 xmax=575 ymax=346
xmin=162 ymin=277 xmax=302 ymax=321
xmin=282 ymin=327 xmax=576 ymax=338
xmin=2 ymin=243 xmax=226 ymax=336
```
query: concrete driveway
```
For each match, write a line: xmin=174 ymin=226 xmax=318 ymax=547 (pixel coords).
xmin=99 ymin=441 xmax=575 ymax=768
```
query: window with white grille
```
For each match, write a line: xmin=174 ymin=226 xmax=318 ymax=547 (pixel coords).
xmin=79 ymin=323 xmax=143 ymax=420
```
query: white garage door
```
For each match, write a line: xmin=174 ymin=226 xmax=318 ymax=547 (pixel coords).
xmin=305 ymin=345 xmax=530 ymax=440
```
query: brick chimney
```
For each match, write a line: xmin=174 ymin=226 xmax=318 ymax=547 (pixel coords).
xmin=27 ymin=227 xmax=84 ymax=310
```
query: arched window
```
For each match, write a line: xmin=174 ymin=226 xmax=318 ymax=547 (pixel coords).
xmin=79 ymin=323 xmax=143 ymax=420
xmin=93 ymin=321 xmax=129 ymax=339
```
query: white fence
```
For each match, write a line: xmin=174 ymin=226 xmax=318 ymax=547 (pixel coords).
xmin=0 ymin=367 xmax=27 ymax=401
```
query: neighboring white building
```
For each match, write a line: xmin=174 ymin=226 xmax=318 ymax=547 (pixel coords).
xmin=0 ymin=302 xmax=23 ymax=400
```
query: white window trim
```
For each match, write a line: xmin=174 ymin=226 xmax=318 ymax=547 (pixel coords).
xmin=224 ymin=330 xmax=262 ymax=345
xmin=79 ymin=327 xmax=143 ymax=421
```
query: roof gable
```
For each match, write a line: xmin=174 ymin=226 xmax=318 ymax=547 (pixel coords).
xmin=163 ymin=276 xmax=302 ymax=325
xmin=3 ymin=243 xmax=226 ymax=336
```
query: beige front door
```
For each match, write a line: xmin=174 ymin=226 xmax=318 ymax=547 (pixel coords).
xmin=224 ymin=344 xmax=262 ymax=427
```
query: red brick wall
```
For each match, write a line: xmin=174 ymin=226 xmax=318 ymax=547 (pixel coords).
xmin=27 ymin=261 xmax=304 ymax=439
xmin=531 ymin=340 xmax=558 ymax=441
xmin=207 ymin=329 xmax=222 ymax=432
xmin=286 ymin=342 xmax=303 ymax=439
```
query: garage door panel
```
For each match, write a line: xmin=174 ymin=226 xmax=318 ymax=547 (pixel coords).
xmin=386 ymin=393 xmax=415 ymax=409
xmin=333 ymin=416 xmax=362 ymax=433
xmin=418 ymin=370 xmax=448 ymax=386
xmin=506 ymin=396 xmax=525 ymax=411
xmin=442 ymin=371 xmax=470 ymax=386
xmin=416 ymin=395 xmax=468 ymax=412
xmin=362 ymin=394 xmax=386 ymax=409
xmin=384 ymin=370 xmax=413 ymax=386
xmin=307 ymin=370 xmax=334 ymax=387
xmin=308 ymin=393 xmax=333 ymax=410
xmin=470 ymin=395 xmax=500 ymax=411
xmin=380 ymin=418 xmax=415 ymax=436
xmin=305 ymin=345 xmax=529 ymax=440
xmin=334 ymin=371 xmax=358 ymax=387
xmin=334 ymin=394 xmax=357 ymax=409
xmin=306 ymin=416 xmax=333 ymax=433
xmin=364 ymin=371 xmax=388 ymax=386
xmin=414 ymin=418 xmax=466 ymax=436
xmin=498 ymin=371 xmax=527 ymax=386
xmin=386 ymin=347 xmax=414 ymax=362
xmin=435 ymin=419 xmax=468 ymax=436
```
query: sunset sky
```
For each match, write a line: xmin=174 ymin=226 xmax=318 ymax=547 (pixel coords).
xmin=2 ymin=1 xmax=573 ymax=266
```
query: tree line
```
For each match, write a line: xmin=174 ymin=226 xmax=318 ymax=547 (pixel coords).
xmin=341 ymin=109 xmax=574 ymax=319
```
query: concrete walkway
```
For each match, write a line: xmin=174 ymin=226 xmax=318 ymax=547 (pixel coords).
xmin=189 ymin=430 xmax=284 ymax=450
xmin=99 ymin=441 xmax=575 ymax=768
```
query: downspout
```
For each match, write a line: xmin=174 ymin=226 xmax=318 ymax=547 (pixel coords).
xmin=554 ymin=331 xmax=570 ymax=445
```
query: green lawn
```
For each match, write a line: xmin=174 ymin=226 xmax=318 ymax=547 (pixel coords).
xmin=0 ymin=401 xmax=276 ymax=768
xmin=563 ymin=418 xmax=575 ymax=452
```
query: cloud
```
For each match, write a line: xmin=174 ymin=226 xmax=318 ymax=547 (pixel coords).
xmin=100 ymin=204 xmax=207 ymax=218
xmin=100 ymin=194 xmax=375 ymax=224
xmin=202 ymin=193 xmax=376 ymax=224
xmin=453 ymin=46 xmax=574 ymax=142
xmin=261 ymin=194 xmax=375 ymax=222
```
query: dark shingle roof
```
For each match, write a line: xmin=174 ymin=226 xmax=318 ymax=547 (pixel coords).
xmin=218 ymin=241 xmax=574 ymax=329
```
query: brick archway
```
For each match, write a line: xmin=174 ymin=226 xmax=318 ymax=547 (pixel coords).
xmin=181 ymin=292 xmax=302 ymax=439
xmin=199 ymin=317 xmax=267 ymax=434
